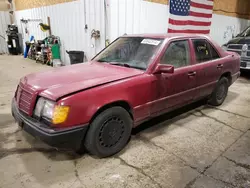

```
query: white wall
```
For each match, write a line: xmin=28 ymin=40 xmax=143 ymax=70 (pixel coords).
xmin=109 ymin=0 xmax=250 ymax=46
xmin=15 ymin=0 xmax=106 ymax=65
xmin=109 ymin=0 xmax=169 ymax=41
xmin=0 ymin=11 xmax=11 ymax=54
xmin=210 ymin=14 xmax=250 ymax=45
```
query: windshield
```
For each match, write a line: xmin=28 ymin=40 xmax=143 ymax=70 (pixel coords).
xmin=93 ymin=37 xmax=163 ymax=70
xmin=237 ymin=26 xmax=250 ymax=37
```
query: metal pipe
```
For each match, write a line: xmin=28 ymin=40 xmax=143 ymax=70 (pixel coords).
xmin=104 ymin=0 xmax=107 ymax=46
xmin=83 ymin=0 xmax=87 ymax=30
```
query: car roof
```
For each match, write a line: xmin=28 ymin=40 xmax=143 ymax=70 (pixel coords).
xmin=121 ymin=33 xmax=210 ymax=40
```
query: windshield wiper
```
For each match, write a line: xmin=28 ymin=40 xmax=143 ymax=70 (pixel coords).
xmin=110 ymin=63 xmax=145 ymax=70
xmin=110 ymin=63 xmax=131 ymax=67
xmin=96 ymin=59 xmax=107 ymax=62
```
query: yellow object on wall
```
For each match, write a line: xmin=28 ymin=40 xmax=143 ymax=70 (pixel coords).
xmin=15 ymin=0 xmax=76 ymax=11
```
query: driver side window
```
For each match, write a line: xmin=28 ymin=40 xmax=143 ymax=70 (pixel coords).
xmin=160 ymin=40 xmax=190 ymax=68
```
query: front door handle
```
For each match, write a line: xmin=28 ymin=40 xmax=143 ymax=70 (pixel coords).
xmin=187 ymin=71 xmax=196 ymax=77
xmin=217 ymin=64 xmax=223 ymax=69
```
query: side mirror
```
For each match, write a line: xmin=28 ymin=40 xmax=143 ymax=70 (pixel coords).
xmin=154 ymin=64 xmax=174 ymax=74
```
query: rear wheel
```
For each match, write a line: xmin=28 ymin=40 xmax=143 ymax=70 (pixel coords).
xmin=208 ymin=77 xmax=229 ymax=106
xmin=84 ymin=106 xmax=132 ymax=158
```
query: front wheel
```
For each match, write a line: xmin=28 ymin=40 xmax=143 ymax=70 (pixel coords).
xmin=84 ymin=106 xmax=132 ymax=158
xmin=208 ymin=77 xmax=229 ymax=106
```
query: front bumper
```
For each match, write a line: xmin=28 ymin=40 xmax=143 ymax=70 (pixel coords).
xmin=11 ymin=99 xmax=89 ymax=150
xmin=240 ymin=58 xmax=250 ymax=70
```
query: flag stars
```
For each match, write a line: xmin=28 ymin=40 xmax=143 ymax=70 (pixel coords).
xmin=170 ymin=0 xmax=190 ymax=15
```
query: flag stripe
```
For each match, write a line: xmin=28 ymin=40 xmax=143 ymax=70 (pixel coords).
xmin=190 ymin=1 xmax=213 ymax=9
xmin=168 ymin=24 xmax=210 ymax=31
xmin=191 ymin=0 xmax=213 ymax=6
xmin=169 ymin=14 xmax=211 ymax=22
xmin=168 ymin=18 xmax=211 ymax=26
xmin=189 ymin=11 xmax=212 ymax=18
xmin=168 ymin=28 xmax=210 ymax=34
xmin=190 ymin=7 xmax=213 ymax=14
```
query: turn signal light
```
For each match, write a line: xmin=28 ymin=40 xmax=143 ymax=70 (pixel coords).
xmin=52 ymin=106 xmax=70 ymax=124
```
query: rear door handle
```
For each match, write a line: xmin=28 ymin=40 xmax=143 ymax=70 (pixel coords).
xmin=187 ymin=71 xmax=196 ymax=77
xmin=217 ymin=64 xmax=223 ymax=69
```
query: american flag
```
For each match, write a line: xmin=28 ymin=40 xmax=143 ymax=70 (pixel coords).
xmin=168 ymin=0 xmax=214 ymax=34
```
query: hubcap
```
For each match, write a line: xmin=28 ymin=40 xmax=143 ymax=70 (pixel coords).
xmin=216 ymin=83 xmax=226 ymax=101
xmin=99 ymin=116 xmax=125 ymax=148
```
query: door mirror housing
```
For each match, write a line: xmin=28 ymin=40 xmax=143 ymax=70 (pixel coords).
xmin=153 ymin=64 xmax=174 ymax=74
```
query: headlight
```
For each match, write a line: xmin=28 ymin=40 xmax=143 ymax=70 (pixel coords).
xmin=34 ymin=97 xmax=46 ymax=117
xmin=242 ymin=44 xmax=248 ymax=51
xmin=34 ymin=97 xmax=70 ymax=124
xmin=42 ymin=100 xmax=55 ymax=119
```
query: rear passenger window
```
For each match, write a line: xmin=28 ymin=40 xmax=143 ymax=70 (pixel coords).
xmin=192 ymin=39 xmax=220 ymax=63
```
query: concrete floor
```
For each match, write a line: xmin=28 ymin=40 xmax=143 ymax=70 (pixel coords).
xmin=1 ymin=55 xmax=250 ymax=188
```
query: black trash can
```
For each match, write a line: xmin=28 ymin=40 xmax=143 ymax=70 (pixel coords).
xmin=66 ymin=50 xmax=84 ymax=64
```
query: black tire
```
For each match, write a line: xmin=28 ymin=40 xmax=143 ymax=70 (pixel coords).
xmin=208 ymin=77 xmax=229 ymax=106
xmin=84 ymin=106 xmax=132 ymax=158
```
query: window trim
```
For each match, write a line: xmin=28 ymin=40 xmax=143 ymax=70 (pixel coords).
xmin=159 ymin=39 xmax=191 ymax=69
xmin=191 ymin=38 xmax=221 ymax=64
xmin=207 ymin=41 xmax=221 ymax=60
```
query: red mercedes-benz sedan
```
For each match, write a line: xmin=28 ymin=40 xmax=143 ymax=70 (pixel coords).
xmin=12 ymin=34 xmax=240 ymax=157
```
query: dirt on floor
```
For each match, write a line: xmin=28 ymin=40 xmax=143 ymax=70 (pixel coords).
xmin=1 ymin=55 xmax=250 ymax=188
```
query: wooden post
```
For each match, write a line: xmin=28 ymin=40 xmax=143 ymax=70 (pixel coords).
xmin=47 ymin=16 xmax=52 ymax=36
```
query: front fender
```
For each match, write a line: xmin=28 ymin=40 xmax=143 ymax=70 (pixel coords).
xmin=54 ymin=74 xmax=154 ymax=128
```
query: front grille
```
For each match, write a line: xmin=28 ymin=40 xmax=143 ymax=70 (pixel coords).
xmin=16 ymin=85 xmax=34 ymax=115
xmin=227 ymin=44 xmax=243 ymax=50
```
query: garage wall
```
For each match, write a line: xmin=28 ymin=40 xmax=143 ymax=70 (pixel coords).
xmin=14 ymin=0 xmax=250 ymax=65
xmin=15 ymin=0 xmax=77 ymax=11
xmin=213 ymin=0 xmax=250 ymax=20
xmin=109 ymin=0 xmax=169 ymax=42
xmin=0 ymin=11 xmax=10 ymax=54
xmin=109 ymin=0 xmax=250 ymax=46
xmin=210 ymin=14 xmax=250 ymax=45
xmin=144 ymin=0 xmax=250 ymax=20
xmin=14 ymin=0 xmax=106 ymax=65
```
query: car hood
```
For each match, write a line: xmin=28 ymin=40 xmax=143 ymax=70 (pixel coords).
xmin=21 ymin=62 xmax=143 ymax=100
xmin=227 ymin=36 xmax=250 ymax=45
